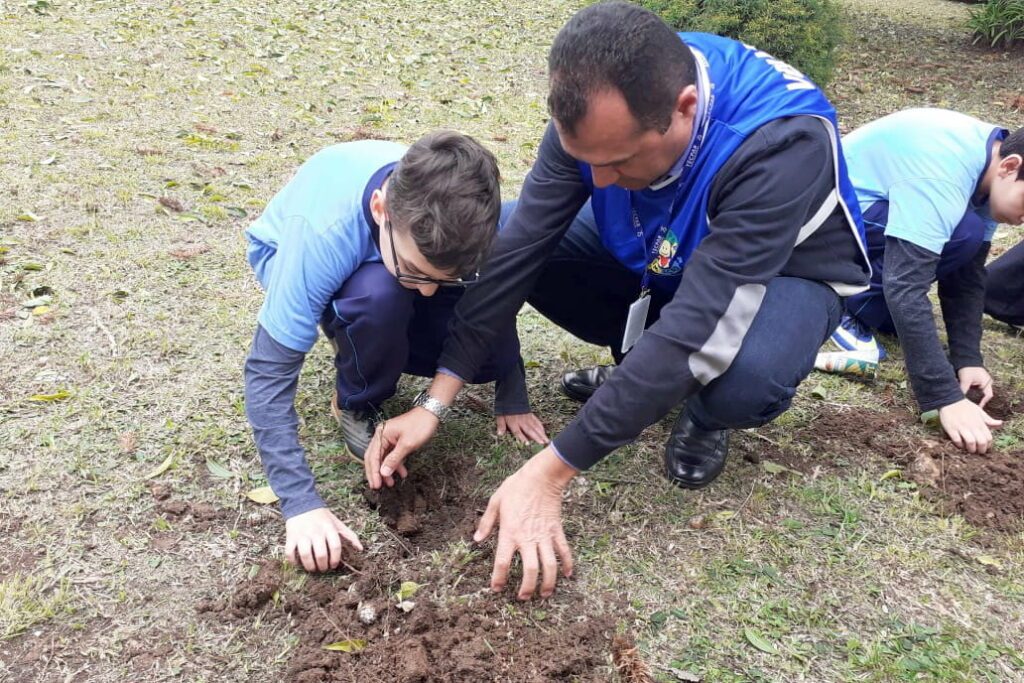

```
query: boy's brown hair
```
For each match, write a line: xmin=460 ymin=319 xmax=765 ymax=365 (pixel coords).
xmin=387 ymin=130 xmax=501 ymax=277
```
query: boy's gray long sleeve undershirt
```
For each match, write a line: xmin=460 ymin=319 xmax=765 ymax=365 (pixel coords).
xmin=244 ymin=324 xmax=530 ymax=519
xmin=882 ymin=236 xmax=989 ymax=412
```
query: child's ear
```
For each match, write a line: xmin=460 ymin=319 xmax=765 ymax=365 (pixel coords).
xmin=1002 ymin=153 xmax=1023 ymax=178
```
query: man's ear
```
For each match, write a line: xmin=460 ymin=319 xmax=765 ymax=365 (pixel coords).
xmin=675 ymin=84 xmax=698 ymax=120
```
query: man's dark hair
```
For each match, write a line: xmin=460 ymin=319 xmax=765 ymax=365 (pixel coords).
xmin=548 ymin=1 xmax=696 ymax=137
xmin=1001 ymin=127 xmax=1024 ymax=181
xmin=387 ymin=130 xmax=501 ymax=276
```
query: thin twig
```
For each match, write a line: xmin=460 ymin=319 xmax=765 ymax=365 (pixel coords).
xmin=90 ymin=309 xmax=116 ymax=354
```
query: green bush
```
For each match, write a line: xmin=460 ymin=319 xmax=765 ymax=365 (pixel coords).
xmin=636 ymin=0 xmax=843 ymax=86
xmin=967 ymin=0 xmax=1024 ymax=49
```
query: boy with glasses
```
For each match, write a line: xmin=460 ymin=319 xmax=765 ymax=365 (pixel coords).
xmin=244 ymin=130 xmax=546 ymax=572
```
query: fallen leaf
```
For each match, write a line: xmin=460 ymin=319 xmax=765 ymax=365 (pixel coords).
xmin=169 ymin=243 xmax=209 ymax=259
xmin=16 ymin=212 xmax=42 ymax=222
xmin=743 ymin=627 xmax=779 ymax=655
xmin=135 ymin=147 xmax=165 ymax=155
xmin=31 ymin=305 xmax=51 ymax=316
xmin=194 ymin=123 xmax=217 ymax=134
xmin=159 ymin=196 xmax=184 ymax=212
xmin=879 ymin=469 xmax=902 ymax=481
xmin=29 ymin=389 xmax=71 ymax=401
xmin=206 ymin=459 xmax=233 ymax=479
xmin=119 ymin=432 xmax=138 ymax=453
xmin=976 ymin=556 xmax=1002 ymax=568
xmin=245 ymin=486 xmax=279 ymax=504
xmin=712 ymin=510 xmax=736 ymax=521
xmin=920 ymin=409 xmax=940 ymax=426
xmin=762 ymin=461 xmax=800 ymax=476
xmin=395 ymin=580 xmax=420 ymax=601
xmin=144 ymin=453 xmax=175 ymax=479
xmin=322 ymin=639 xmax=366 ymax=653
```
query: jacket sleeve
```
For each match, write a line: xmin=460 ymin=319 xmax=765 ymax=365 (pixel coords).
xmin=552 ymin=116 xmax=845 ymax=469
xmin=938 ymin=242 xmax=989 ymax=371
xmin=437 ymin=122 xmax=591 ymax=381
xmin=882 ymin=236 xmax=965 ymax=412
xmin=244 ymin=324 xmax=325 ymax=519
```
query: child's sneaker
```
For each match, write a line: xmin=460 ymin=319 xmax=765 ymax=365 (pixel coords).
xmin=331 ymin=392 xmax=380 ymax=462
xmin=828 ymin=314 xmax=886 ymax=361
xmin=813 ymin=350 xmax=879 ymax=378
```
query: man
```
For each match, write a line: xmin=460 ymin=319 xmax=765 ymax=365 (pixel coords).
xmin=816 ymin=110 xmax=1024 ymax=453
xmin=365 ymin=3 xmax=869 ymax=598
xmin=244 ymin=131 xmax=546 ymax=573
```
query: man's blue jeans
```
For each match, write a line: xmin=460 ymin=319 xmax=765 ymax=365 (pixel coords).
xmin=506 ymin=200 xmax=843 ymax=431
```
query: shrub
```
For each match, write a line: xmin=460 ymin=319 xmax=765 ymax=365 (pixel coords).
xmin=966 ymin=0 xmax=1024 ymax=49
xmin=635 ymin=0 xmax=843 ymax=86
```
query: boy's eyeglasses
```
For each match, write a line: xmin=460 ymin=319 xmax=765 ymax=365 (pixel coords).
xmin=384 ymin=217 xmax=478 ymax=288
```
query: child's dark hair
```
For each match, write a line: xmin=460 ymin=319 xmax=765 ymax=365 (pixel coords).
xmin=1002 ymin=127 xmax=1024 ymax=181
xmin=387 ymin=131 xmax=500 ymax=277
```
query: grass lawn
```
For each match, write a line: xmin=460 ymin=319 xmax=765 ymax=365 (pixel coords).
xmin=1 ymin=0 xmax=1023 ymax=680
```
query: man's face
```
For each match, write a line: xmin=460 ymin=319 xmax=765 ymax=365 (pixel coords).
xmin=989 ymin=154 xmax=1024 ymax=226
xmin=555 ymin=86 xmax=697 ymax=191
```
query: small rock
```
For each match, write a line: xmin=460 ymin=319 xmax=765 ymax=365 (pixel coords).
xmin=358 ymin=603 xmax=377 ymax=625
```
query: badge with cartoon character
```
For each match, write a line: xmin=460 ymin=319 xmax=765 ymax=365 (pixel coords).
xmin=649 ymin=232 xmax=682 ymax=275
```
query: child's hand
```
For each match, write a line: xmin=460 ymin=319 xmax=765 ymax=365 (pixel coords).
xmin=957 ymin=366 xmax=994 ymax=408
xmin=496 ymin=413 xmax=549 ymax=445
xmin=284 ymin=507 xmax=363 ymax=572
xmin=938 ymin=398 xmax=1002 ymax=454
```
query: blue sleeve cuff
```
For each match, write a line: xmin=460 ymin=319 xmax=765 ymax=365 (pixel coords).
xmin=548 ymin=441 xmax=581 ymax=472
xmin=437 ymin=366 xmax=467 ymax=382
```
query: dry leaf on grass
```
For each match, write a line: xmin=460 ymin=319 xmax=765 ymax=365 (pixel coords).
xmin=612 ymin=635 xmax=654 ymax=683
xmin=159 ymin=196 xmax=184 ymax=212
xmin=169 ymin=243 xmax=209 ymax=259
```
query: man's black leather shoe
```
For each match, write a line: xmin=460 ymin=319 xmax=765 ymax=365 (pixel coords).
xmin=663 ymin=409 xmax=730 ymax=489
xmin=560 ymin=365 xmax=615 ymax=403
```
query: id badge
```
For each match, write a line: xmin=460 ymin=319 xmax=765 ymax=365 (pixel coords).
xmin=621 ymin=292 xmax=651 ymax=354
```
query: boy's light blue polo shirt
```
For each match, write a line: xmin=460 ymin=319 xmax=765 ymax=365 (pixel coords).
xmin=843 ymin=108 xmax=1002 ymax=254
xmin=245 ymin=141 xmax=406 ymax=352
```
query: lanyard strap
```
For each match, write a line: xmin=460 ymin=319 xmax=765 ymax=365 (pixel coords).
xmin=632 ymin=47 xmax=714 ymax=293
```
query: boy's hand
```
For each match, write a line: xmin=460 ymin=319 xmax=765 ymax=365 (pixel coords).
xmin=364 ymin=408 xmax=437 ymax=489
xmin=496 ymin=413 xmax=549 ymax=445
xmin=285 ymin=507 xmax=363 ymax=572
xmin=938 ymin=398 xmax=1002 ymax=454
xmin=957 ymin=366 xmax=994 ymax=408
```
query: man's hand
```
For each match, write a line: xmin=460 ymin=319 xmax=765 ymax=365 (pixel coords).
xmin=363 ymin=408 xmax=437 ymax=489
xmin=285 ymin=507 xmax=363 ymax=572
xmin=496 ymin=413 xmax=549 ymax=445
xmin=473 ymin=447 xmax=577 ymax=600
xmin=957 ymin=366 xmax=994 ymax=409
xmin=938 ymin=398 xmax=1002 ymax=454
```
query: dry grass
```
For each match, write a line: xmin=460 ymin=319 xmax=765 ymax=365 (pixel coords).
xmin=1 ymin=0 xmax=1023 ymax=681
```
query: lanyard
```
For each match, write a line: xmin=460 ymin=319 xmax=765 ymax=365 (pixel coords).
xmin=631 ymin=47 xmax=714 ymax=295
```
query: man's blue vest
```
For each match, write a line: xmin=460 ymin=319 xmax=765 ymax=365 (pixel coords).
xmin=582 ymin=33 xmax=866 ymax=288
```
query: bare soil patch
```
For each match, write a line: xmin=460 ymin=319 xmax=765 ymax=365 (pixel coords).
xmin=764 ymin=397 xmax=1024 ymax=532
xmin=197 ymin=454 xmax=624 ymax=681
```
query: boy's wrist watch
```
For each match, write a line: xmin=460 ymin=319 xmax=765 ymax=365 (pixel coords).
xmin=412 ymin=390 xmax=450 ymax=423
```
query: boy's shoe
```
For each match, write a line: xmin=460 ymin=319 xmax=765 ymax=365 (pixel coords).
xmin=331 ymin=392 xmax=380 ymax=462
xmin=560 ymin=365 xmax=615 ymax=403
xmin=828 ymin=315 xmax=886 ymax=361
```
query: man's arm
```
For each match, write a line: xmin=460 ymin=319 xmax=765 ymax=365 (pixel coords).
xmin=552 ymin=116 xmax=849 ymax=469
xmin=938 ymin=241 xmax=990 ymax=371
xmin=437 ymin=122 xmax=591 ymax=381
xmin=244 ymin=324 xmax=324 ymax=518
xmin=882 ymin=236 xmax=965 ymax=411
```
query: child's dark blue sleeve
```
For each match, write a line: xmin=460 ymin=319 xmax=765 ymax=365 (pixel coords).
xmin=882 ymin=236 xmax=966 ymax=411
xmin=939 ymin=242 xmax=989 ymax=371
xmin=244 ymin=324 xmax=325 ymax=519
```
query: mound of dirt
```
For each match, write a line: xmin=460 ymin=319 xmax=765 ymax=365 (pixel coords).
xmin=198 ymin=452 xmax=627 ymax=681
xmin=754 ymin=405 xmax=1023 ymax=532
